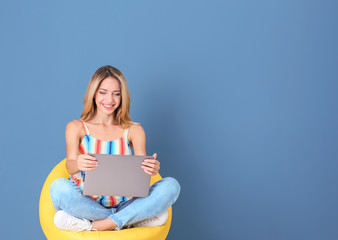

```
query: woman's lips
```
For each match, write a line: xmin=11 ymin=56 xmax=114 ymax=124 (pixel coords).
xmin=102 ymin=104 xmax=114 ymax=109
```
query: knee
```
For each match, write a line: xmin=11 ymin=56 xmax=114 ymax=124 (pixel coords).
xmin=50 ymin=178 xmax=74 ymax=200
xmin=163 ymin=177 xmax=181 ymax=201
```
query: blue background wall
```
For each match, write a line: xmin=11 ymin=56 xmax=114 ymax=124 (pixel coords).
xmin=0 ymin=0 xmax=337 ymax=239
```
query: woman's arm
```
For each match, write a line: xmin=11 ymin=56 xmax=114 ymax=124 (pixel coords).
xmin=65 ymin=121 xmax=97 ymax=175
xmin=130 ymin=124 xmax=160 ymax=176
xmin=130 ymin=124 xmax=146 ymax=156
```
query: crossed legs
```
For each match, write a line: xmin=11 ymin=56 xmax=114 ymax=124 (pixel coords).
xmin=50 ymin=177 xmax=180 ymax=230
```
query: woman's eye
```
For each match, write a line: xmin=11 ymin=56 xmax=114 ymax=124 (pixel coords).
xmin=99 ymin=92 xmax=106 ymax=94
xmin=114 ymin=93 xmax=120 ymax=96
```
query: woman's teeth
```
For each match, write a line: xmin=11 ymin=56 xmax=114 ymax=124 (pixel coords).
xmin=103 ymin=104 xmax=113 ymax=108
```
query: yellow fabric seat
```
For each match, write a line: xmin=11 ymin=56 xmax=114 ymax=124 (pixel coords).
xmin=39 ymin=159 xmax=172 ymax=240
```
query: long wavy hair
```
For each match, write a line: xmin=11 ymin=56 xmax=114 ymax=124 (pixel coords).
xmin=81 ymin=65 xmax=133 ymax=128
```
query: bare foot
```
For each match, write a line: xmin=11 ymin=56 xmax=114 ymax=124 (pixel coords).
xmin=91 ymin=218 xmax=118 ymax=231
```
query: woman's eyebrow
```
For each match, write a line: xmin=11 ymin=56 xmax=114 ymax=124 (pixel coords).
xmin=98 ymin=88 xmax=120 ymax=92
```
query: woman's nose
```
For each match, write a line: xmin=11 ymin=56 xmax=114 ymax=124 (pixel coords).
xmin=106 ymin=94 xmax=114 ymax=102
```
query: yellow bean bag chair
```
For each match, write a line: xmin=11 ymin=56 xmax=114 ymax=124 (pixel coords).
xmin=39 ymin=159 xmax=172 ymax=240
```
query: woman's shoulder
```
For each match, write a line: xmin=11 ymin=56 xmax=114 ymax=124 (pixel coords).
xmin=129 ymin=122 xmax=144 ymax=131
xmin=129 ymin=123 xmax=145 ymax=138
xmin=65 ymin=120 xmax=85 ymax=136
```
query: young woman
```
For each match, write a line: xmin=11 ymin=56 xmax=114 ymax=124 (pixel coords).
xmin=50 ymin=65 xmax=180 ymax=231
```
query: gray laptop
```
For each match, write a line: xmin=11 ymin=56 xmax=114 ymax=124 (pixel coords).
xmin=83 ymin=154 xmax=153 ymax=197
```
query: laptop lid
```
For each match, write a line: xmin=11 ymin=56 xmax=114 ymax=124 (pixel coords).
xmin=82 ymin=154 xmax=153 ymax=197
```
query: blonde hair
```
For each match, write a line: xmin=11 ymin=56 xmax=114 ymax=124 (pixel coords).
xmin=81 ymin=65 xmax=134 ymax=128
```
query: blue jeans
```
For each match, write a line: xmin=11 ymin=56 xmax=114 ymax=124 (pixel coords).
xmin=50 ymin=177 xmax=180 ymax=230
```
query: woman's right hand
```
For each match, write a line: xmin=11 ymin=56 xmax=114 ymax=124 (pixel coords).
xmin=77 ymin=151 xmax=98 ymax=171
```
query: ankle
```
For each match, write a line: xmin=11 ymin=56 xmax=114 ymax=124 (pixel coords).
xmin=92 ymin=218 xmax=118 ymax=231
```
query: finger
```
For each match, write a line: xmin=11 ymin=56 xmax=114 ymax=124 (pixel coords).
xmin=79 ymin=162 xmax=97 ymax=170
xmin=81 ymin=158 xmax=98 ymax=163
xmin=143 ymin=159 xmax=160 ymax=165
xmin=142 ymin=160 xmax=160 ymax=168
xmin=142 ymin=165 xmax=158 ymax=174
xmin=84 ymin=155 xmax=96 ymax=161
xmin=143 ymin=159 xmax=156 ymax=163
xmin=87 ymin=161 xmax=98 ymax=166
xmin=81 ymin=160 xmax=98 ymax=168
xmin=89 ymin=160 xmax=98 ymax=167
xmin=85 ymin=155 xmax=96 ymax=160
xmin=142 ymin=163 xmax=159 ymax=172
xmin=142 ymin=166 xmax=157 ymax=176
xmin=142 ymin=161 xmax=155 ymax=167
xmin=78 ymin=162 xmax=97 ymax=172
xmin=142 ymin=164 xmax=156 ymax=172
xmin=143 ymin=160 xmax=160 ymax=170
xmin=152 ymin=153 xmax=157 ymax=160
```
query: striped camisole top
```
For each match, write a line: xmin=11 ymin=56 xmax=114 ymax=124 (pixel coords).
xmin=69 ymin=120 xmax=133 ymax=207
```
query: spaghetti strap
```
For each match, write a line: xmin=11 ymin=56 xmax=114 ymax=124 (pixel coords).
xmin=80 ymin=120 xmax=90 ymax=135
xmin=124 ymin=127 xmax=130 ymax=139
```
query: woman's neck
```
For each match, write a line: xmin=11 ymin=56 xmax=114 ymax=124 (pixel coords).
xmin=91 ymin=112 xmax=117 ymax=126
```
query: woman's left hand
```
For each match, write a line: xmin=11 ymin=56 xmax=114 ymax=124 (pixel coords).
xmin=142 ymin=153 xmax=160 ymax=176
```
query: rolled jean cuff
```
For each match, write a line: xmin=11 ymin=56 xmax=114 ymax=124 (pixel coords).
xmin=108 ymin=214 xmax=122 ymax=230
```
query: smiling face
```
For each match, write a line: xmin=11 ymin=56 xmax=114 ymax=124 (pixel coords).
xmin=94 ymin=77 xmax=121 ymax=116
